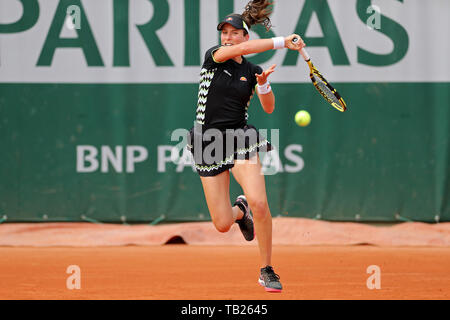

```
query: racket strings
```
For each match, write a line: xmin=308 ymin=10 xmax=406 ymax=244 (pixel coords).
xmin=311 ymin=74 xmax=340 ymax=104
xmin=306 ymin=62 xmax=347 ymax=112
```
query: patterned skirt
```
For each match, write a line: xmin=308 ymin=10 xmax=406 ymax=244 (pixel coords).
xmin=186 ymin=124 xmax=273 ymax=177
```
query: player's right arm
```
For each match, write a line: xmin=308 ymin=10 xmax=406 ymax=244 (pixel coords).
xmin=213 ymin=34 xmax=303 ymax=63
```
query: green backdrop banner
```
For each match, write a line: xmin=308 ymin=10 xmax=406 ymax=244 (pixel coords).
xmin=0 ymin=83 xmax=449 ymax=222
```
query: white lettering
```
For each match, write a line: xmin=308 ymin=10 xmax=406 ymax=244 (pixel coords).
xmin=66 ymin=265 xmax=81 ymax=290
xmin=157 ymin=146 xmax=175 ymax=173
xmin=366 ymin=5 xmax=381 ymax=30
xmin=126 ymin=146 xmax=148 ymax=173
xmin=284 ymin=145 xmax=304 ymax=173
xmin=77 ymin=145 xmax=98 ymax=173
xmin=366 ymin=265 xmax=381 ymax=289
xmin=101 ymin=146 xmax=123 ymax=173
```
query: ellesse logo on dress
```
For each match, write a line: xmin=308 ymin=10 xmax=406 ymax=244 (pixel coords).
xmin=240 ymin=77 xmax=247 ymax=81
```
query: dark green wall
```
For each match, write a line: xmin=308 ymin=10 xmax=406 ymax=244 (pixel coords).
xmin=1 ymin=83 xmax=448 ymax=222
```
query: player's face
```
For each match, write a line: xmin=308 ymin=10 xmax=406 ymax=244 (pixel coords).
xmin=220 ymin=24 xmax=249 ymax=46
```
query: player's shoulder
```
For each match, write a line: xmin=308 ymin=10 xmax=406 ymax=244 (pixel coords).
xmin=202 ymin=45 xmax=223 ymax=68
xmin=204 ymin=45 xmax=221 ymax=55
xmin=204 ymin=45 xmax=222 ymax=61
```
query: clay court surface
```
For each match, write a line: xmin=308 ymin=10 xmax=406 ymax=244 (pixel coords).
xmin=1 ymin=218 xmax=449 ymax=300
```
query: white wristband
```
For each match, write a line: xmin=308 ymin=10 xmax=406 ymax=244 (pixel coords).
xmin=272 ymin=37 xmax=285 ymax=50
xmin=257 ymin=81 xmax=272 ymax=95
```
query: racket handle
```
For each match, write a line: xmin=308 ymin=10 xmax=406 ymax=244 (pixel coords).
xmin=300 ymin=48 xmax=310 ymax=62
xmin=292 ymin=37 xmax=310 ymax=61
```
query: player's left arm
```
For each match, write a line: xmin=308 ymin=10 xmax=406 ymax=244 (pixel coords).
xmin=256 ymin=64 xmax=276 ymax=114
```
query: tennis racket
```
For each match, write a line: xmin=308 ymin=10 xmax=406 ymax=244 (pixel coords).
xmin=292 ymin=37 xmax=347 ymax=112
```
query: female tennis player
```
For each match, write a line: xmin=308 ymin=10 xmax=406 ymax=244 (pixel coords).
xmin=187 ymin=0 xmax=305 ymax=292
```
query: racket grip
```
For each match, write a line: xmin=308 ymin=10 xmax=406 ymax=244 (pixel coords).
xmin=292 ymin=37 xmax=310 ymax=61
xmin=300 ymin=48 xmax=310 ymax=62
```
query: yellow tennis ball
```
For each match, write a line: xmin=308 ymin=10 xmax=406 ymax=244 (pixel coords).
xmin=295 ymin=110 xmax=311 ymax=127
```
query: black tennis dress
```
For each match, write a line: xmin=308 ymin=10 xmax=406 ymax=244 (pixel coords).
xmin=187 ymin=45 xmax=273 ymax=177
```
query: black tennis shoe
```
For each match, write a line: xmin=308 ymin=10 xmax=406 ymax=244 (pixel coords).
xmin=234 ymin=195 xmax=255 ymax=241
xmin=258 ymin=266 xmax=283 ymax=293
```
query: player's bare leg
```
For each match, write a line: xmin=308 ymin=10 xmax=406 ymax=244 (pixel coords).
xmin=200 ymin=170 xmax=243 ymax=233
xmin=231 ymin=155 xmax=282 ymax=292
xmin=231 ymin=155 xmax=272 ymax=267
xmin=232 ymin=158 xmax=283 ymax=292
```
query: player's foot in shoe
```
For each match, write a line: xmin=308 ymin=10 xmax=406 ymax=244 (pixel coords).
xmin=234 ymin=195 xmax=255 ymax=241
xmin=258 ymin=266 xmax=283 ymax=293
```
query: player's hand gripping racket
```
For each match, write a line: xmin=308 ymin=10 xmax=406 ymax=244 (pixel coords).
xmin=292 ymin=37 xmax=347 ymax=112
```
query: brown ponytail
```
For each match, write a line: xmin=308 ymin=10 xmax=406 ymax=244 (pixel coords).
xmin=241 ymin=0 xmax=273 ymax=32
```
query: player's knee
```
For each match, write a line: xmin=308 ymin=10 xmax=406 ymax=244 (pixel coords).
xmin=248 ymin=199 xmax=269 ymax=220
xmin=212 ymin=218 xmax=232 ymax=233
